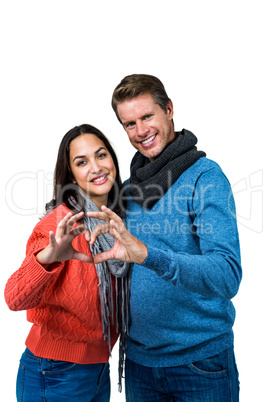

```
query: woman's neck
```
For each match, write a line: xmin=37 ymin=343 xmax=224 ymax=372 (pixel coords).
xmin=89 ymin=195 xmax=108 ymax=211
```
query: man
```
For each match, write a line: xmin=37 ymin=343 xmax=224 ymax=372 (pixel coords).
xmin=90 ymin=74 xmax=241 ymax=401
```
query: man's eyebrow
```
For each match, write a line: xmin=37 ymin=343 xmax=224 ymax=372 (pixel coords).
xmin=72 ymin=147 xmax=106 ymax=162
xmin=123 ymin=120 xmax=135 ymax=126
xmin=142 ymin=112 xmax=153 ymax=118
xmin=125 ymin=111 xmax=155 ymax=124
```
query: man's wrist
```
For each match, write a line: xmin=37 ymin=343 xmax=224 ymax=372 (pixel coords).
xmin=135 ymin=242 xmax=148 ymax=265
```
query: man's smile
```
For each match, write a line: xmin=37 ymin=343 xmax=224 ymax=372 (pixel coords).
xmin=140 ymin=134 xmax=157 ymax=147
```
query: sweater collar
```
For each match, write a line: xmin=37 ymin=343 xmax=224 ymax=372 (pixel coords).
xmin=128 ymin=129 xmax=206 ymax=209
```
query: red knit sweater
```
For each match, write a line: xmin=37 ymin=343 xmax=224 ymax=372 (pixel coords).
xmin=4 ymin=204 xmax=118 ymax=364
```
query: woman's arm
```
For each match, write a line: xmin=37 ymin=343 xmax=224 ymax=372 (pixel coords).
xmin=4 ymin=211 xmax=92 ymax=311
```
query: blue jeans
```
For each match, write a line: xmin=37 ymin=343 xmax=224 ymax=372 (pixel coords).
xmin=16 ymin=348 xmax=110 ymax=401
xmin=125 ymin=348 xmax=239 ymax=401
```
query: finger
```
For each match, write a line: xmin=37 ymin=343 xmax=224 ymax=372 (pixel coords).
xmin=73 ymin=250 xmax=94 ymax=263
xmin=65 ymin=211 xmax=84 ymax=233
xmin=56 ymin=212 xmax=73 ymax=237
xmin=93 ymin=249 xmax=115 ymax=264
xmin=49 ymin=231 xmax=57 ymax=247
xmin=84 ymin=230 xmax=90 ymax=242
xmin=90 ymin=224 xmax=111 ymax=245
xmin=70 ymin=224 xmax=91 ymax=241
xmin=107 ymin=223 xmax=123 ymax=241
xmin=109 ymin=219 xmax=136 ymax=246
xmin=109 ymin=219 xmax=125 ymax=235
xmin=86 ymin=211 xmax=110 ymax=224
xmin=100 ymin=206 xmax=123 ymax=224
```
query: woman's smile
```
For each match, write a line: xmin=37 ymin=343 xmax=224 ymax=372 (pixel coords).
xmin=69 ymin=134 xmax=117 ymax=209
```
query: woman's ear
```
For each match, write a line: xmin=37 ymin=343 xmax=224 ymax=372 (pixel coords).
xmin=68 ymin=170 xmax=76 ymax=184
xmin=69 ymin=175 xmax=76 ymax=184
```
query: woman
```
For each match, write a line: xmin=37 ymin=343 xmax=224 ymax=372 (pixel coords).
xmin=4 ymin=124 xmax=129 ymax=402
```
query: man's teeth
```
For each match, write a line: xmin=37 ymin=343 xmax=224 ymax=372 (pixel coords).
xmin=92 ymin=175 xmax=106 ymax=182
xmin=142 ymin=135 xmax=156 ymax=145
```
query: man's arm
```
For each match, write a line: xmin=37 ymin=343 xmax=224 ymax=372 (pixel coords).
xmin=88 ymin=168 xmax=242 ymax=300
xmin=142 ymin=168 xmax=242 ymax=299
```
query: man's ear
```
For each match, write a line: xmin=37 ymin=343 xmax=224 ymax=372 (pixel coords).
xmin=166 ymin=99 xmax=174 ymax=120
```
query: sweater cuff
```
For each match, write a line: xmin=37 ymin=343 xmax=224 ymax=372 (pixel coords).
xmin=141 ymin=245 xmax=169 ymax=276
xmin=30 ymin=248 xmax=64 ymax=277
xmin=31 ymin=248 xmax=65 ymax=274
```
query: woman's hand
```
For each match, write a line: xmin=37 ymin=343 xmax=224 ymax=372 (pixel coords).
xmin=36 ymin=211 xmax=93 ymax=268
xmin=87 ymin=206 xmax=148 ymax=265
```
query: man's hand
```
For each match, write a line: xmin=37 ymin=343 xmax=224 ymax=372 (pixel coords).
xmin=87 ymin=206 xmax=148 ymax=265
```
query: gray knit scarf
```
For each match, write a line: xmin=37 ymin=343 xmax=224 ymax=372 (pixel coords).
xmin=80 ymin=191 xmax=131 ymax=390
xmin=129 ymin=129 xmax=206 ymax=209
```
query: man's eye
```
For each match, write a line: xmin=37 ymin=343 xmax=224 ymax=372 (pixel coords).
xmin=144 ymin=114 xmax=152 ymax=120
xmin=126 ymin=122 xmax=135 ymax=128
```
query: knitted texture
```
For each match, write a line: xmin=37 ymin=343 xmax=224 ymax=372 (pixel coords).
xmin=4 ymin=204 xmax=118 ymax=364
xmin=80 ymin=191 xmax=130 ymax=357
xmin=129 ymin=129 xmax=206 ymax=209
xmin=125 ymin=157 xmax=242 ymax=367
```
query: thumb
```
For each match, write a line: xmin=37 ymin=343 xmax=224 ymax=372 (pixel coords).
xmin=73 ymin=250 xmax=94 ymax=263
xmin=93 ymin=250 xmax=115 ymax=264
xmin=49 ymin=231 xmax=57 ymax=247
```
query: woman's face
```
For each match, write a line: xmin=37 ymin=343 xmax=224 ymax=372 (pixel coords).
xmin=69 ymin=134 xmax=117 ymax=209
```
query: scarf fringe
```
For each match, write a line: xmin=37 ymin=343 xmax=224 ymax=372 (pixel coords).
xmin=78 ymin=191 xmax=131 ymax=392
xmin=117 ymin=267 xmax=132 ymax=392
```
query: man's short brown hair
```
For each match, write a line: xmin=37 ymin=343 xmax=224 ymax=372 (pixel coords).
xmin=111 ymin=74 xmax=171 ymax=124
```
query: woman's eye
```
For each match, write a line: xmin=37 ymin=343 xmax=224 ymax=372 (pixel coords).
xmin=97 ymin=153 xmax=107 ymax=159
xmin=77 ymin=160 xmax=86 ymax=166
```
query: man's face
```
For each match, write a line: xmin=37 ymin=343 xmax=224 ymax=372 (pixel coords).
xmin=117 ymin=93 xmax=176 ymax=161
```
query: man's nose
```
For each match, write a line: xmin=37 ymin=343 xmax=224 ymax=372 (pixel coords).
xmin=136 ymin=120 xmax=149 ymax=137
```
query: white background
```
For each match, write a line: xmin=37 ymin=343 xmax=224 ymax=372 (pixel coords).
xmin=1 ymin=1 xmax=267 ymax=401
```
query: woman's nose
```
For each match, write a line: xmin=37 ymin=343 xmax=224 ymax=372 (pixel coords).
xmin=89 ymin=159 xmax=102 ymax=174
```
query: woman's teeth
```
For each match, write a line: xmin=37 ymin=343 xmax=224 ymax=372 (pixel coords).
xmin=92 ymin=175 xmax=106 ymax=182
xmin=142 ymin=134 xmax=156 ymax=145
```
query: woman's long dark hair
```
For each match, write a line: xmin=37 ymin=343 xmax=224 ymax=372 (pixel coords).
xmin=46 ymin=124 xmax=123 ymax=214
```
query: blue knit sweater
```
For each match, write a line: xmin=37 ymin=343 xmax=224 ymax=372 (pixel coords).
xmin=125 ymin=157 xmax=242 ymax=367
